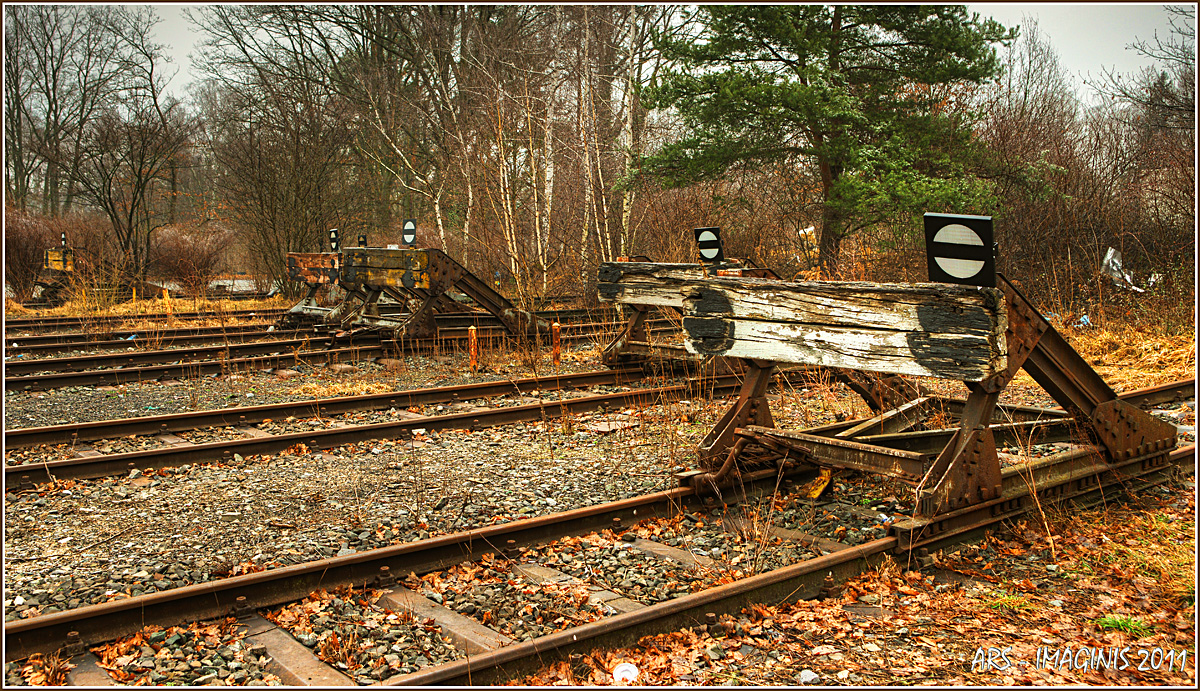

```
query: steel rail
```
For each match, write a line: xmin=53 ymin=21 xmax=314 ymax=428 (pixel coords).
xmin=11 ymin=443 xmax=1191 ymax=677
xmin=4 ymin=344 xmax=388 ymax=391
xmin=4 ymin=324 xmax=676 ymax=391
xmin=5 ymin=323 xmax=281 ymax=348
xmin=5 ymin=375 xmax=742 ymax=484
xmin=3 ymin=335 xmax=363 ymax=376
xmin=894 ymin=443 xmax=1195 ymax=551
xmin=1116 ymin=378 xmax=1197 ymax=408
xmin=5 ymin=368 xmax=650 ymax=448
xmin=2 ymin=465 xmax=796 ymax=661
xmin=4 ymin=309 xmax=286 ymax=331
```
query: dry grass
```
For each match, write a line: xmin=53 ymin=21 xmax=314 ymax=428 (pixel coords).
xmin=18 ymin=293 xmax=292 ymax=319
xmin=285 ymin=380 xmax=396 ymax=398
xmin=1060 ymin=323 xmax=1196 ymax=390
xmin=5 ymin=297 xmax=33 ymax=316
xmin=1046 ymin=497 xmax=1196 ymax=607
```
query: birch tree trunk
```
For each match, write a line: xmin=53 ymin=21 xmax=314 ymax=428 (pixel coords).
xmin=577 ymin=8 xmax=594 ymax=269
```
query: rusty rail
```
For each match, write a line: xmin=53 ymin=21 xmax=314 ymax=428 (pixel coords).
xmin=5 ymin=374 xmax=741 ymax=485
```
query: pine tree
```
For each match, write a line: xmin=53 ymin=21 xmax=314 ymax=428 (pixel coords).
xmin=646 ymin=5 xmax=1016 ymax=275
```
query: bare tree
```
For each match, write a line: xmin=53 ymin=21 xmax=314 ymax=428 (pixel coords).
xmin=4 ymin=5 xmax=126 ymax=215
xmin=4 ymin=8 xmax=35 ymax=209
xmin=67 ymin=7 xmax=193 ymax=288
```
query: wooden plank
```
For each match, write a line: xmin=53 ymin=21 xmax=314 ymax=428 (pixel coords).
xmin=679 ymin=277 xmax=1005 ymax=381
xmin=598 ymin=264 xmax=1007 ymax=380
xmin=376 ymin=587 xmax=513 ymax=655
xmin=286 ymin=253 xmax=339 ymax=284
xmin=342 ymin=249 xmax=432 ymax=290
xmin=242 ymin=614 xmax=352 ymax=686
xmin=597 ymin=263 xmax=709 ymax=307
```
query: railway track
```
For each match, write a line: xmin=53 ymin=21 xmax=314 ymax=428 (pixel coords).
xmin=4 ymin=368 xmax=650 ymax=449
xmin=7 ymin=440 xmax=1192 ymax=684
xmin=3 ymin=320 xmax=676 ymax=391
xmin=3 ymin=334 xmax=376 ymax=376
xmin=5 ymin=370 xmax=736 ymax=485
xmin=4 ymin=376 xmax=1192 ymax=679
xmin=4 ymin=309 xmax=619 ymax=357
xmin=7 ymin=377 xmax=1191 ymax=482
xmin=5 ymin=326 xmax=309 ymax=357
xmin=4 ymin=309 xmax=286 ymax=333
xmin=3 ymin=343 xmax=388 ymax=392
xmin=3 ymin=306 xmax=614 ymax=338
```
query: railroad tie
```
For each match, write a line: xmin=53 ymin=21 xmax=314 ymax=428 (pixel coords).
xmin=511 ymin=563 xmax=644 ymax=614
xmin=374 ymin=586 xmax=514 ymax=655
xmin=64 ymin=653 xmax=117 ymax=686
xmin=238 ymin=613 xmax=353 ymax=686
xmin=70 ymin=444 xmax=105 ymax=459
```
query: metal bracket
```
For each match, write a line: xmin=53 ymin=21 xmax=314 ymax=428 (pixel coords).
xmin=697 ymin=362 xmax=776 ymax=465
xmin=1090 ymin=399 xmax=1178 ymax=461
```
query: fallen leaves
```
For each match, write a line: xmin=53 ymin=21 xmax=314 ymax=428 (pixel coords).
xmin=17 ymin=653 xmax=75 ymax=686
xmin=510 ymin=480 xmax=1194 ymax=687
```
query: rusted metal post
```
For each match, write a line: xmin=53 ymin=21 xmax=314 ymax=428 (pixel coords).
xmin=552 ymin=322 xmax=561 ymax=369
xmin=468 ymin=325 xmax=478 ymax=373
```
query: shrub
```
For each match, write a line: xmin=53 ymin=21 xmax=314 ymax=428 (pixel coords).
xmin=149 ymin=224 xmax=234 ymax=296
xmin=3 ymin=206 xmax=55 ymax=301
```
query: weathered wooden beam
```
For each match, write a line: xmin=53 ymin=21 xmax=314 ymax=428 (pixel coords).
xmin=649 ymin=276 xmax=1009 ymax=382
xmin=597 ymin=262 xmax=731 ymax=307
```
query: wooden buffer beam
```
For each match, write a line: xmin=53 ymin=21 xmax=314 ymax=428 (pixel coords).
xmin=598 ymin=262 xmax=927 ymax=412
xmin=596 ymin=258 xmax=778 ymax=368
xmin=29 ymin=242 xmax=75 ymax=308
xmin=597 ymin=264 xmax=1178 ymax=519
xmin=280 ymin=248 xmax=547 ymax=339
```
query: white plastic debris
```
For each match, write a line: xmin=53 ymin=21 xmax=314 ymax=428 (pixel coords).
xmin=1101 ymin=247 xmax=1145 ymax=293
xmin=612 ymin=663 xmax=639 ymax=684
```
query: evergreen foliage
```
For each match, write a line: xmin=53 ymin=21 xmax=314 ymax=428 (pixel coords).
xmin=645 ymin=5 xmax=1017 ymax=274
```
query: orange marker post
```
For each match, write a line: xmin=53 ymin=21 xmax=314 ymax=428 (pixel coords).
xmin=552 ymin=322 xmax=561 ymax=369
xmin=468 ymin=325 xmax=478 ymax=373
xmin=162 ymin=287 xmax=172 ymax=317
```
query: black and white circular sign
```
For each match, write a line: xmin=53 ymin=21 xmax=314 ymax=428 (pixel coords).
xmin=923 ymin=213 xmax=995 ymax=287
xmin=693 ymin=227 xmax=724 ymax=263
xmin=402 ymin=219 xmax=417 ymax=246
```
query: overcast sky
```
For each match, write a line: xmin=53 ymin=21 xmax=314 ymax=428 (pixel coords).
xmin=154 ymin=3 xmax=1187 ymax=101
